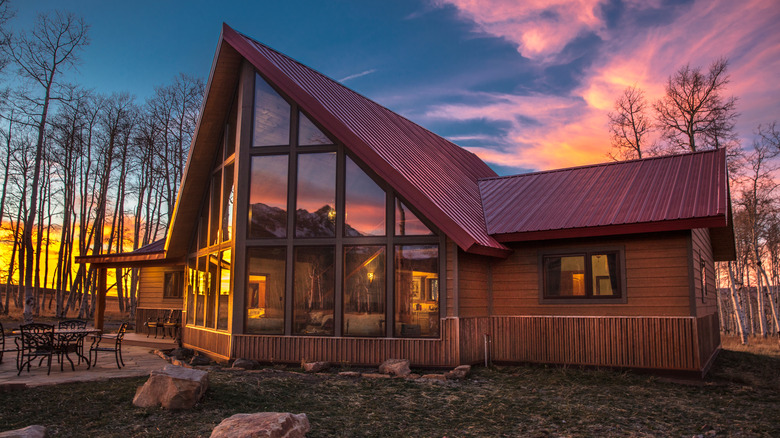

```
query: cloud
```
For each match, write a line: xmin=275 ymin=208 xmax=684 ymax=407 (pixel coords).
xmin=428 ymin=0 xmax=780 ymax=172
xmin=339 ymin=69 xmax=377 ymax=83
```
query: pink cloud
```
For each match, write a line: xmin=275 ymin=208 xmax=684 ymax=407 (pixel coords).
xmin=431 ymin=0 xmax=780 ymax=171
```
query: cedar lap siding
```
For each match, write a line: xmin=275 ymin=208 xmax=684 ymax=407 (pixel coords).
xmin=77 ymin=24 xmax=735 ymax=375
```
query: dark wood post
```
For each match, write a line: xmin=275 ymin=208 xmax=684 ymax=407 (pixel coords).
xmin=95 ymin=267 xmax=107 ymax=330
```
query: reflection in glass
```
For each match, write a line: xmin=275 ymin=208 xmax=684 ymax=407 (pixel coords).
xmin=296 ymin=153 xmax=336 ymax=237
xmin=186 ymin=258 xmax=196 ymax=325
xmin=249 ymin=155 xmax=288 ymax=238
xmin=544 ymin=255 xmax=586 ymax=297
xmin=196 ymin=255 xmax=207 ymax=326
xmin=209 ymin=172 xmax=221 ymax=246
xmin=246 ymin=247 xmax=286 ymax=335
xmin=222 ymin=163 xmax=234 ymax=242
xmin=345 ymin=157 xmax=385 ymax=236
xmin=298 ymin=111 xmax=330 ymax=146
xmin=198 ymin=199 xmax=208 ymax=250
xmin=394 ymin=245 xmax=439 ymax=337
xmin=293 ymin=247 xmax=335 ymax=335
xmin=591 ymin=253 xmax=618 ymax=296
xmin=217 ymin=250 xmax=231 ymax=330
xmin=395 ymin=200 xmax=433 ymax=235
xmin=253 ymin=73 xmax=290 ymax=146
xmin=206 ymin=253 xmax=218 ymax=328
xmin=344 ymin=246 xmax=385 ymax=337
xmin=226 ymin=91 xmax=238 ymax=158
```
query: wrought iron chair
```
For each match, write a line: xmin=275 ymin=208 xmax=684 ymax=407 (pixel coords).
xmin=145 ymin=312 xmax=164 ymax=338
xmin=58 ymin=319 xmax=88 ymax=370
xmin=162 ymin=310 xmax=182 ymax=340
xmin=89 ymin=322 xmax=128 ymax=369
xmin=17 ymin=323 xmax=56 ymax=376
xmin=0 ymin=321 xmax=21 ymax=370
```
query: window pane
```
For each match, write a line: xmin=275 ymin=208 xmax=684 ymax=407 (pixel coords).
xmin=296 ymin=153 xmax=336 ymax=237
xmin=345 ymin=157 xmax=385 ymax=236
xmin=298 ymin=111 xmax=330 ymax=146
xmin=592 ymin=253 xmax=618 ymax=296
xmin=164 ymin=271 xmax=183 ymax=298
xmin=246 ymin=247 xmax=286 ymax=335
xmin=209 ymin=172 xmax=221 ymax=246
xmin=293 ymin=246 xmax=335 ymax=335
xmin=198 ymin=201 xmax=208 ymax=250
xmin=206 ymin=253 xmax=218 ymax=328
xmin=222 ymin=163 xmax=234 ymax=242
xmin=218 ymin=249 xmax=231 ymax=330
xmin=196 ymin=255 xmax=207 ymax=326
xmin=226 ymin=91 xmax=238 ymax=158
xmin=344 ymin=246 xmax=386 ymax=337
xmin=394 ymin=245 xmax=439 ymax=338
xmin=186 ymin=258 xmax=196 ymax=325
xmin=249 ymin=155 xmax=288 ymax=238
xmin=544 ymin=255 xmax=586 ymax=297
xmin=395 ymin=200 xmax=433 ymax=235
xmin=253 ymin=73 xmax=290 ymax=146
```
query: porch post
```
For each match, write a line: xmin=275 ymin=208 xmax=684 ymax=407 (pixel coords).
xmin=95 ymin=266 xmax=107 ymax=330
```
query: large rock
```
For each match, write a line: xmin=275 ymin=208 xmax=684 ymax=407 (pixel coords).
xmin=233 ymin=358 xmax=260 ymax=370
xmin=445 ymin=365 xmax=471 ymax=380
xmin=302 ymin=361 xmax=329 ymax=373
xmin=210 ymin=412 xmax=310 ymax=438
xmin=189 ymin=355 xmax=211 ymax=366
xmin=133 ymin=365 xmax=209 ymax=410
xmin=378 ymin=359 xmax=411 ymax=377
xmin=0 ymin=425 xmax=47 ymax=438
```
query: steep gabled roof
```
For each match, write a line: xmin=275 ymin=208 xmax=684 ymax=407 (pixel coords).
xmin=75 ymin=239 xmax=170 ymax=266
xmin=166 ymin=24 xmax=510 ymax=258
xmin=479 ymin=148 xmax=733 ymax=257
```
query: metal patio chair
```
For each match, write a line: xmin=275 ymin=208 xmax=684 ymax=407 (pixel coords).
xmin=0 ymin=321 xmax=21 ymax=370
xmin=17 ymin=323 xmax=55 ymax=376
xmin=58 ymin=319 xmax=88 ymax=367
xmin=89 ymin=322 xmax=128 ymax=369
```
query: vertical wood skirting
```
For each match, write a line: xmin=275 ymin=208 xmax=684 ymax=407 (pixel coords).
xmin=183 ymin=327 xmax=231 ymax=359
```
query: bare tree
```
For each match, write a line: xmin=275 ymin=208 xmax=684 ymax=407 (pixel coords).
xmin=4 ymin=11 xmax=88 ymax=322
xmin=654 ymin=58 xmax=738 ymax=153
xmin=608 ymin=85 xmax=653 ymax=160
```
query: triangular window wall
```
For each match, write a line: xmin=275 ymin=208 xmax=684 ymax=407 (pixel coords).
xmin=298 ymin=112 xmax=331 ymax=146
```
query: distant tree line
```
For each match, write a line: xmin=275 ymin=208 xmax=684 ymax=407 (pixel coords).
xmin=608 ymin=58 xmax=780 ymax=343
xmin=0 ymin=4 xmax=204 ymax=321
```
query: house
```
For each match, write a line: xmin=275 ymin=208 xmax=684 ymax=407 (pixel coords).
xmin=77 ymin=24 xmax=735 ymax=376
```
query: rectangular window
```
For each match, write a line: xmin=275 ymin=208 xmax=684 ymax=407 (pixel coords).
xmin=293 ymin=246 xmax=335 ymax=335
xmin=206 ymin=254 xmax=219 ymax=328
xmin=249 ymin=155 xmax=288 ymax=238
xmin=196 ymin=255 xmax=207 ymax=326
xmin=394 ymin=245 xmax=439 ymax=338
xmin=217 ymin=250 xmax=231 ymax=330
xmin=222 ymin=163 xmax=234 ymax=242
xmin=164 ymin=271 xmax=183 ymax=298
xmin=296 ymin=153 xmax=336 ymax=238
xmin=343 ymin=246 xmax=386 ymax=337
xmin=246 ymin=247 xmax=286 ymax=334
xmin=186 ymin=258 xmax=196 ymax=325
xmin=542 ymin=250 xmax=623 ymax=300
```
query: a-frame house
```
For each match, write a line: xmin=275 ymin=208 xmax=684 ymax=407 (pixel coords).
xmin=78 ymin=24 xmax=735 ymax=375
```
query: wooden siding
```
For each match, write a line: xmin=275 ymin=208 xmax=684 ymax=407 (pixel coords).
xmin=458 ymin=250 xmax=490 ymax=318
xmin=696 ymin=312 xmax=721 ymax=372
xmin=691 ymin=228 xmax=718 ymax=318
xmin=137 ymin=266 xmax=184 ymax=309
xmin=462 ymin=315 xmax=710 ymax=372
xmin=446 ymin=239 xmax=457 ymax=318
xmin=232 ymin=317 xmax=460 ymax=367
xmin=490 ymin=232 xmax=692 ymax=317
xmin=183 ymin=326 xmax=231 ymax=359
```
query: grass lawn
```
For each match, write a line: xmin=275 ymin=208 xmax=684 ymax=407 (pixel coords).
xmin=1 ymin=336 xmax=778 ymax=437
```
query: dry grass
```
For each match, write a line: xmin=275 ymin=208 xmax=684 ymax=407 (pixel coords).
xmin=1 ymin=335 xmax=779 ymax=437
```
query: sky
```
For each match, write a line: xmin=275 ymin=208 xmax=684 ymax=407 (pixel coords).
xmin=11 ymin=0 xmax=780 ymax=175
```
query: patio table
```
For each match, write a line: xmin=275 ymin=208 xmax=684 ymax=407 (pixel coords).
xmin=13 ymin=327 xmax=101 ymax=371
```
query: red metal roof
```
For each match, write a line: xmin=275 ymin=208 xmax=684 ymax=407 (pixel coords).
xmin=223 ymin=25 xmax=509 ymax=257
xmin=75 ymin=239 xmax=168 ymax=265
xmin=480 ymin=148 xmax=729 ymax=241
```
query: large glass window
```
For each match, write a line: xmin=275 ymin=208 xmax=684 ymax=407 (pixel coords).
xmin=396 ymin=200 xmax=433 ymax=236
xmin=186 ymin=258 xmax=196 ymax=325
xmin=293 ymin=247 xmax=335 ymax=335
xmin=298 ymin=111 xmax=330 ymax=146
xmin=246 ymin=247 xmax=286 ymax=334
xmin=394 ymin=245 xmax=439 ymax=338
xmin=253 ymin=74 xmax=290 ymax=146
xmin=206 ymin=253 xmax=218 ymax=328
xmin=222 ymin=163 xmax=234 ymax=242
xmin=196 ymin=255 xmax=207 ymax=326
xmin=209 ymin=173 xmax=221 ymax=246
xmin=345 ymin=157 xmax=385 ymax=237
xmin=218 ymin=249 xmax=231 ymax=330
xmin=249 ymin=155 xmax=289 ymax=238
xmin=296 ymin=153 xmax=336 ymax=238
xmin=344 ymin=246 xmax=386 ymax=337
xmin=542 ymin=250 xmax=621 ymax=299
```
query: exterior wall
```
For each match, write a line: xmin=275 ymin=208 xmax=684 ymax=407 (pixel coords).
xmin=458 ymin=250 xmax=490 ymax=318
xmin=183 ymin=326 xmax=232 ymax=359
xmin=136 ymin=266 xmax=183 ymax=336
xmin=490 ymin=232 xmax=692 ymax=317
xmin=691 ymin=228 xmax=719 ymax=318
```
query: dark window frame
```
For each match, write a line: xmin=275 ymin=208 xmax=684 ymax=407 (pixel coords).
xmin=538 ymin=246 xmax=627 ymax=304
xmin=163 ymin=270 xmax=184 ymax=299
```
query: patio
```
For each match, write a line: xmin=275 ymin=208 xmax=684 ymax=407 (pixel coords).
xmin=0 ymin=333 xmax=173 ymax=388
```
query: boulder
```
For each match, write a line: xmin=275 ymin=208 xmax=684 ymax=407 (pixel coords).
xmin=302 ymin=361 xmax=329 ymax=373
xmin=0 ymin=425 xmax=47 ymax=438
xmin=189 ymin=355 xmax=211 ymax=366
xmin=233 ymin=358 xmax=260 ymax=370
xmin=169 ymin=347 xmax=194 ymax=361
xmin=378 ymin=359 xmax=411 ymax=377
xmin=210 ymin=412 xmax=310 ymax=438
xmin=445 ymin=365 xmax=471 ymax=380
xmin=133 ymin=365 xmax=209 ymax=410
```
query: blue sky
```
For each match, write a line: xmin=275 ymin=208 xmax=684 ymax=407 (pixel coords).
xmin=11 ymin=0 xmax=780 ymax=174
